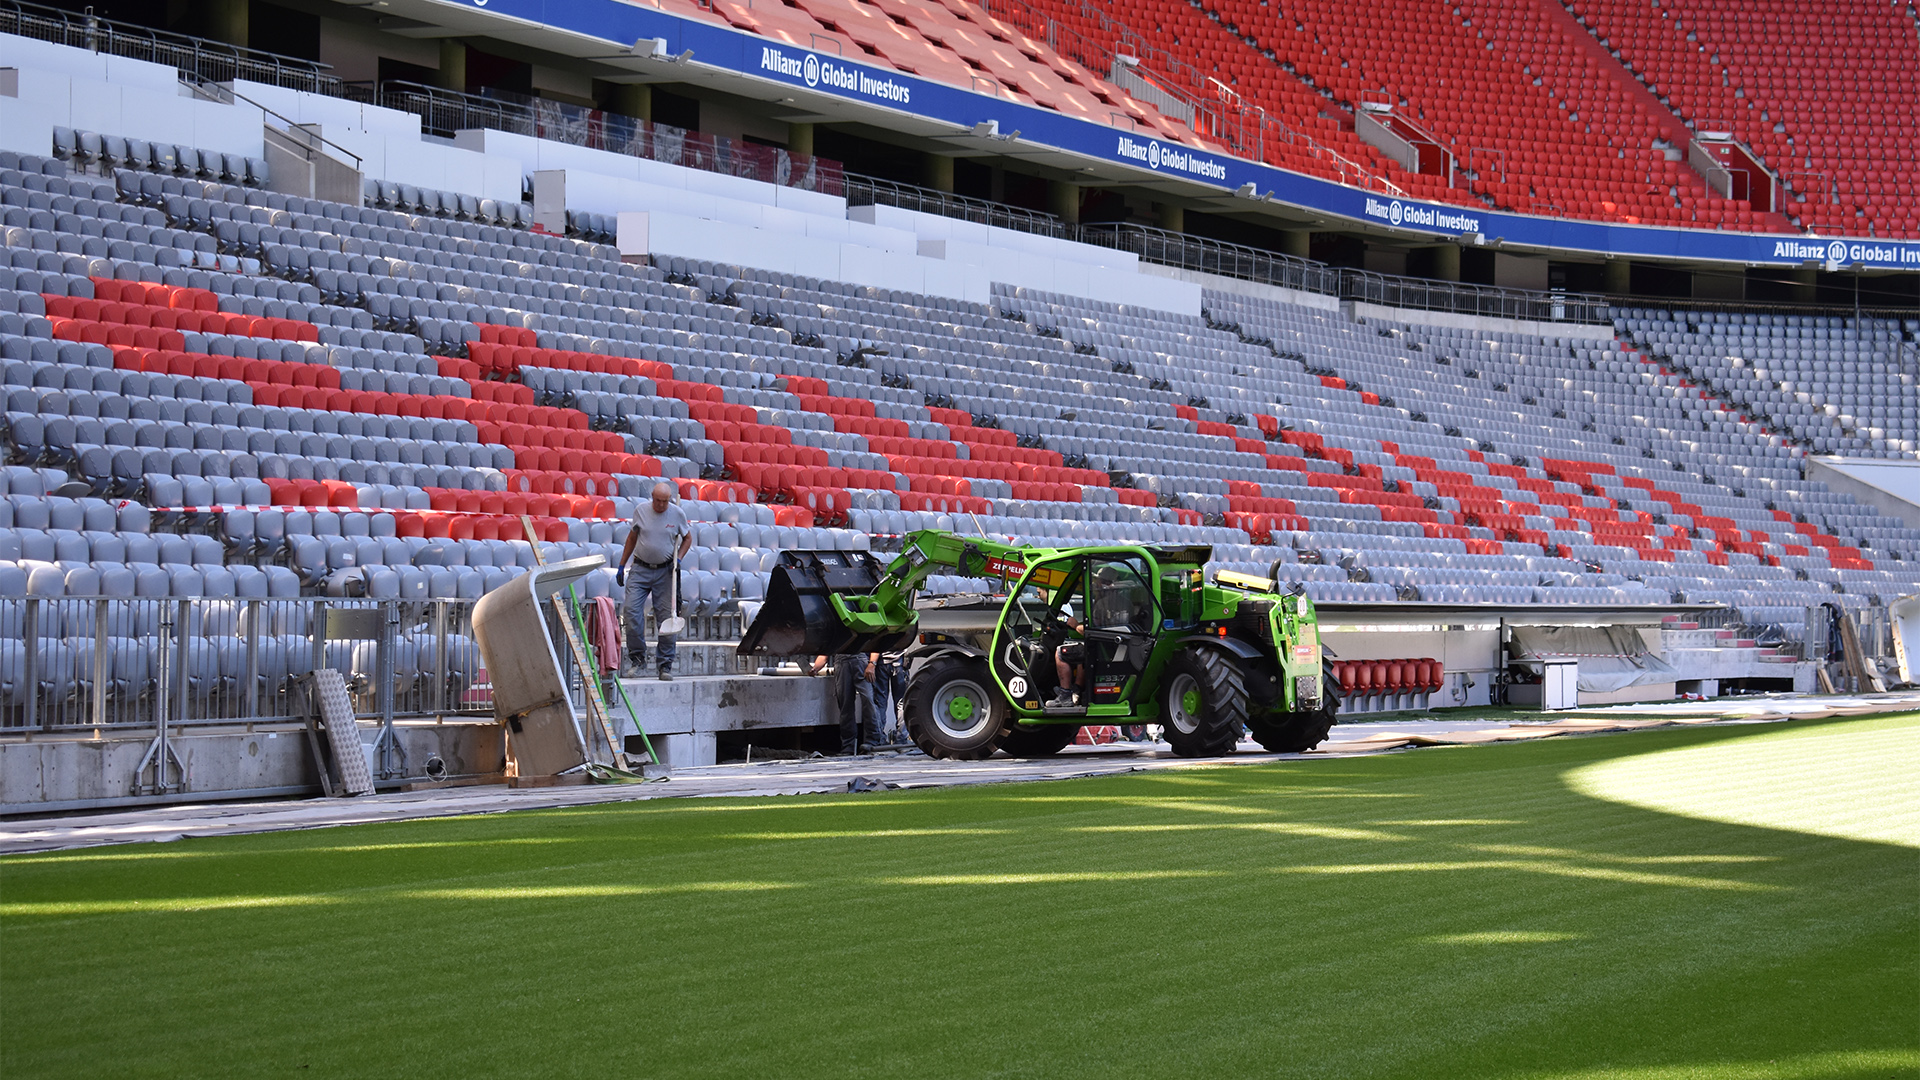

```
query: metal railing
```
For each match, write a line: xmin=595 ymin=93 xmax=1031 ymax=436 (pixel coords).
xmin=1341 ymin=269 xmax=1613 ymax=325
xmin=211 ymin=84 xmax=364 ymax=170
xmin=1610 ymin=295 xmax=1920 ymax=322
xmin=846 ymin=174 xmax=1068 ymax=238
xmin=1072 ymin=223 xmax=1611 ymax=324
xmin=0 ymin=596 xmax=490 ymax=737
xmin=0 ymin=0 xmax=344 ymax=97
xmin=0 ymin=592 xmax=753 ymax=735
xmin=376 ymin=82 xmax=845 ymax=196
xmin=1073 ymin=222 xmax=1339 ymax=295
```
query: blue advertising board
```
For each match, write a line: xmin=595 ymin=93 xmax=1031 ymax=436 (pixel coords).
xmin=444 ymin=0 xmax=1920 ymax=271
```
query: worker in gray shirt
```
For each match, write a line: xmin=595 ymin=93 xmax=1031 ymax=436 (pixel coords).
xmin=616 ymin=481 xmax=693 ymax=680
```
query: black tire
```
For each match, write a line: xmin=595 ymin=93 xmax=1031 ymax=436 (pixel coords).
xmin=903 ymin=656 xmax=1009 ymax=760
xmin=1159 ymin=648 xmax=1246 ymax=757
xmin=1248 ymin=659 xmax=1339 ymax=753
xmin=999 ymin=721 xmax=1078 ymax=758
xmin=1247 ymin=709 xmax=1335 ymax=753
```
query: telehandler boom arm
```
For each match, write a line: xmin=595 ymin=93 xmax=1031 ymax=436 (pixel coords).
xmin=737 ymin=529 xmax=1040 ymax=657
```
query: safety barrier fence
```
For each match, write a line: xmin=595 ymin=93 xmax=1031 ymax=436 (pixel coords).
xmin=0 ymin=592 xmax=753 ymax=734
xmin=846 ymin=174 xmax=1069 ymax=239
xmin=1074 ymin=223 xmax=1338 ymax=296
xmin=1073 ymin=223 xmax=1613 ymax=324
xmin=375 ymin=81 xmax=847 ymax=197
xmin=1339 ymin=267 xmax=1613 ymax=325
xmin=0 ymin=0 xmax=344 ymax=97
xmin=0 ymin=596 xmax=488 ymax=735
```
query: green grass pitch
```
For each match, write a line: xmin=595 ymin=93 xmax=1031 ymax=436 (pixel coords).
xmin=4 ymin=714 xmax=1916 ymax=1079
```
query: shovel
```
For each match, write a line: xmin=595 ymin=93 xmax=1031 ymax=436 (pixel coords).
xmin=658 ymin=557 xmax=687 ymax=639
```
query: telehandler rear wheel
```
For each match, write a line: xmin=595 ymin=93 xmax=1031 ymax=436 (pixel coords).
xmin=904 ymin=656 xmax=1009 ymax=760
xmin=1160 ymin=648 xmax=1246 ymax=757
xmin=998 ymin=722 xmax=1078 ymax=758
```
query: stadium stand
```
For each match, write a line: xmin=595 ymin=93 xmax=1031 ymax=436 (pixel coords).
xmin=1565 ymin=0 xmax=1920 ymax=238
xmin=4 ymin=131 xmax=1913 ymax=618
xmin=989 ymin=0 xmax=1920 ymax=236
xmin=0 ymin=17 xmax=1914 ymax=743
xmin=1615 ymin=308 xmax=1920 ymax=458
xmin=1003 ymin=0 xmax=1414 ymax=190
xmin=706 ymin=0 xmax=1204 ymax=143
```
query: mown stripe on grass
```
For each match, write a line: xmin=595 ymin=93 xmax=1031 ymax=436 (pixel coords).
xmin=1272 ymin=859 xmax=1781 ymax=891
xmin=881 ymin=870 xmax=1229 ymax=886
xmin=1421 ymin=930 xmax=1586 ymax=944
xmin=1507 ymin=1049 xmax=1920 ymax=1080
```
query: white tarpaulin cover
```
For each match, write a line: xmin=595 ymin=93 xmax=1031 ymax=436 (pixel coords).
xmin=1511 ymin=625 xmax=1679 ymax=693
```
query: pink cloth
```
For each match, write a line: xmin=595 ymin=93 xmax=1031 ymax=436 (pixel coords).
xmin=586 ymin=595 xmax=622 ymax=676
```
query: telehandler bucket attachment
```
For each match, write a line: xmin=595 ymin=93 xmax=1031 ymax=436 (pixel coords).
xmin=738 ymin=549 xmax=918 ymax=657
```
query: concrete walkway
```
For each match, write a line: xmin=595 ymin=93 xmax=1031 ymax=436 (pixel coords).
xmin=6 ymin=692 xmax=1916 ymax=855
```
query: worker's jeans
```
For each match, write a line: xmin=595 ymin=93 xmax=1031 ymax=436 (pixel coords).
xmin=834 ymin=660 xmax=880 ymax=753
xmin=623 ymin=562 xmax=678 ymax=672
xmin=871 ymin=658 xmax=906 ymax=739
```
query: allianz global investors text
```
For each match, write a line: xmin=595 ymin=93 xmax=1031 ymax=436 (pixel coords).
xmin=761 ymin=46 xmax=911 ymax=105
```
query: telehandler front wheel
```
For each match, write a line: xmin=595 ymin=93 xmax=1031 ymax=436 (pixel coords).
xmin=998 ymin=722 xmax=1078 ymax=758
xmin=1248 ymin=709 xmax=1335 ymax=753
xmin=1248 ymin=660 xmax=1340 ymax=753
xmin=904 ymin=657 xmax=1009 ymax=760
xmin=1160 ymin=648 xmax=1246 ymax=757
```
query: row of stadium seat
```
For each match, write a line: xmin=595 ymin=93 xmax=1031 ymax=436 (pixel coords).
xmin=1 ymin=140 xmax=1913 ymax=645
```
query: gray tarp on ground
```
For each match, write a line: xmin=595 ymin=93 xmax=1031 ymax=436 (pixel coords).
xmin=1510 ymin=625 xmax=1679 ymax=692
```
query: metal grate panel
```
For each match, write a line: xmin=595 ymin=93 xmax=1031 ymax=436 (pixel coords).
xmin=311 ymin=669 xmax=374 ymax=796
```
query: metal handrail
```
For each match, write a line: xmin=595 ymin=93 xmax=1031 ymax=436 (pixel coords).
xmin=1073 ymin=222 xmax=1339 ymax=295
xmin=844 ymin=174 xmax=1067 ymax=238
xmin=216 ymin=85 xmax=364 ymax=170
xmin=0 ymin=0 xmax=342 ymax=96
xmin=1610 ymin=295 xmax=1920 ymax=321
xmin=1072 ymin=223 xmax=1613 ymax=324
xmin=381 ymin=81 xmax=534 ymax=138
xmin=1341 ymin=268 xmax=1612 ymax=324
xmin=375 ymin=81 xmax=845 ymax=195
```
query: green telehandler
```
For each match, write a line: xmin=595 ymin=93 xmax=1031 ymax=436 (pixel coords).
xmin=738 ymin=529 xmax=1339 ymax=759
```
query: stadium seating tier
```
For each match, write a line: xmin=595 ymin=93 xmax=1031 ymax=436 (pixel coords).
xmin=2 ymin=0 xmax=1917 ymax=733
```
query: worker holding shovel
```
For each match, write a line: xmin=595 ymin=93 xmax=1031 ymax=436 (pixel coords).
xmin=616 ymin=482 xmax=693 ymax=681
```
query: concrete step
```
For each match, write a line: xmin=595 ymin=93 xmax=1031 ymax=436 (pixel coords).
xmin=615 ymin=673 xmax=835 ymax=766
xmin=617 ymin=642 xmax=752 ymax=678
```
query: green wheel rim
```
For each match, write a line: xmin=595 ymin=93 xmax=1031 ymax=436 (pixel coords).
xmin=1166 ymin=672 xmax=1201 ymax=735
xmin=930 ymin=677 xmax=996 ymax=741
